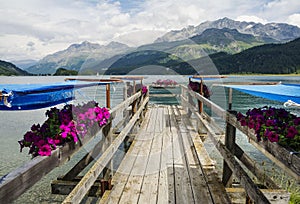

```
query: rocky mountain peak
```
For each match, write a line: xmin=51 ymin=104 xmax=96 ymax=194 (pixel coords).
xmin=154 ymin=17 xmax=300 ymax=43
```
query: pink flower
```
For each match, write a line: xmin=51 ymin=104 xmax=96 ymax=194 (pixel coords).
xmin=287 ymin=126 xmax=298 ymax=138
xmin=103 ymin=111 xmax=110 ymax=120
xmin=38 ymin=144 xmax=52 ymax=156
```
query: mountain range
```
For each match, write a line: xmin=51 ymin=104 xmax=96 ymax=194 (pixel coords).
xmin=25 ymin=41 xmax=132 ymax=74
xmin=155 ymin=17 xmax=300 ymax=43
xmin=2 ymin=17 xmax=300 ymax=75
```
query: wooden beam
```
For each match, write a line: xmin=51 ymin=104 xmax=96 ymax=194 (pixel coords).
xmin=0 ymin=91 xmax=144 ymax=203
xmin=226 ymin=188 xmax=290 ymax=204
xmin=0 ymin=132 xmax=97 ymax=203
xmin=182 ymin=84 xmax=300 ymax=182
xmin=222 ymin=111 xmax=237 ymax=187
xmin=234 ymin=144 xmax=280 ymax=189
xmin=198 ymin=114 xmax=271 ymax=203
xmin=62 ymin=96 xmax=149 ymax=204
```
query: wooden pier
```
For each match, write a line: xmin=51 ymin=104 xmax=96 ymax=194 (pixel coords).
xmin=99 ymin=105 xmax=229 ymax=204
xmin=0 ymin=78 xmax=298 ymax=203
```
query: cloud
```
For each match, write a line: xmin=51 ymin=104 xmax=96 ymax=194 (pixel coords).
xmin=236 ymin=15 xmax=268 ymax=24
xmin=1 ymin=0 xmax=300 ymax=61
xmin=287 ymin=13 xmax=300 ymax=27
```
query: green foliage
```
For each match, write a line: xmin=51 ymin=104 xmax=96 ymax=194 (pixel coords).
xmin=0 ymin=60 xmax=29 ymax=76
xmin=212 ymin=38 xmax=300 ymax=74
xmin=53 ymin=68 xmax=78 ymax=76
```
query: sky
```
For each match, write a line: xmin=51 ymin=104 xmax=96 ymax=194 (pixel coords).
xmin=1 ymin=0 xmax=300 ymax=62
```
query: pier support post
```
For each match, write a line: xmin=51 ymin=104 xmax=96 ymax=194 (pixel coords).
xmin=102 ymin=121 xmax=113 ymax=179
xmin=222 ymin=110 xmax=237 ymax=187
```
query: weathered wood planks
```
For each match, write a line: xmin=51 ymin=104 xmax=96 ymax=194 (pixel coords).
xmin=99 ymin=105 xmax=224 ymax=204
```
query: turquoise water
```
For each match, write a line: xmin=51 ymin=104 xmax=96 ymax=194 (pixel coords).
xmin=0 ymin=75 xmax=300 ymax=203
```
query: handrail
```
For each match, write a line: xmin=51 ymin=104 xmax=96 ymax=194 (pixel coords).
xmin=0 ymin=90 xmax=146 ymax=203
xmin=180 ymin=85 xmax=296 ymax=203
xmin=62 ymin=94 xmax=149 ymax=204
xmin=181 ymin=84 xmax=300 ymax=181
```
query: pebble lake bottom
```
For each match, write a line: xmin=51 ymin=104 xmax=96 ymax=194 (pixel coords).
xmin=0 ymin=75 xmax=300 ymax=203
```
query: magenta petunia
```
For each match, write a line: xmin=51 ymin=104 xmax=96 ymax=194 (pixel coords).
xmin=287 ymin=126 xmax=298 ymax=138
xmin=19 ymin=101 xmax=111 ymax=157
xmin=38 ymin=144 xmax=52 ymax=156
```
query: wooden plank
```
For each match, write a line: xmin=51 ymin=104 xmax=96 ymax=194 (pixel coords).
xmin=139 ymin=107 xmax=165 ymax=204
xmin=51 ymin=179 xmax=100 ymax=196
xmin=177 ymin=105 xmax=232 ymax=203
xmin=0 ymin=90 xmax=146 ymax=204
xmin=0 ymin=131 xmax=98 ymax=203
xmin=99 ymin=190 xmax=111 ymax=204
xmin=158 ymin=107 xmax=175 ymax=204
xmin=150 ymin=94 xmax=179 ymax=98
xmin=117 ymin=134 xmax=153 ymax=203
xmin=226 ymin=188 xmax=290 ymax=204
xmin=100 ymin=108 xmax=153 ymax=204
xmin=203 ymin=168 xmax=233 ymax=204
xmin=117 ymin=107 xmax=161 ymax=203
xmin=0 ymin=149 xmax=60 ymax=203
xmin=63 ymin=96 xmax=149 ymax=204
xmin=196 ymin=112 xmax=271 ymax=203
xmin=234 ymin=144 xmax=279 ymax=189
xmin=174 ymin=106 xmax=215 ymax=204
xmin=110 ymin=92 xmax=142 ymax=119
xmin=222 ymin=117 xmax=236 ymax=187
xmin=183 ymin=84 xmax=300 ymax=181
xmin=181 ymin=85 xmax=226 ymax=119
xmin=169 ymin=106 xmax=195 ymax=204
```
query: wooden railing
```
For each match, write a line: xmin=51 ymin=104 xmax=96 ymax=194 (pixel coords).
xmin=181 ymin=85 xmax=295 ymax=203
xmin=62 ymin=91 xmax=148 ymax=204
xmin=0 ymin=89 xmax=148 ymax=203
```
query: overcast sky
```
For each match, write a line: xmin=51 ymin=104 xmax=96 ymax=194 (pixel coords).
xmin=1 ymin=0 xmax=300 ymax=61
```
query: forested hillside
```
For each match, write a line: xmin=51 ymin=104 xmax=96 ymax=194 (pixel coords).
xmin=0 ymin=60 xmax=28 ymax=76
xmin=211 ymin=37 xmax=300 ymax=74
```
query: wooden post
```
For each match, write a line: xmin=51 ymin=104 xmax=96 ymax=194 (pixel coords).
xmin=187 ymin=89 xmax=193 ymax=117
xmin=102 ymin=121 xmax=113 ymax=179
xmin=228 ymin=88 xmax=233 ymax=110
xmin=106 ymin=84 xmax=111 ymax=109
xmin=133 ymin=80 xmax=136 ymax=94
xmin=123 ymin=82 xmax=128 ymax=101
xmin=198 ymin=78 xmax=203 ymax=113
xmin=222 ymin=110 xmax=237 ymax=187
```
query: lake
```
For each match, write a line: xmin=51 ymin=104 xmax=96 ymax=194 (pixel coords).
xmin=1 ymin=75 xmax=300 ymax=203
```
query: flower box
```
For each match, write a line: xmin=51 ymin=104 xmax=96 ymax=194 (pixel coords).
xmin=235 ymin=106 xmax=300 ymax=180
xmin=18 ymin=101 xmax=110 ymax=157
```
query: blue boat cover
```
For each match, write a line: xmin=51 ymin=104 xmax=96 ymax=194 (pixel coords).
xmin=223 ymin=83 xmax=300 ymax=104
xmin=0 ymin=81 xmax=111 ymax=110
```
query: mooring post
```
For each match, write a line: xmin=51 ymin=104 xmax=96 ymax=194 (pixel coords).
xmin=106 ymin=84 xmax=111 ymax=109
xmin=198 ymin=78 xmax=203 ymax=113
xmin=228 ymin=88 xmax=233 ymax=110
xmin=222 ymin=110 xmax=237 ymax=187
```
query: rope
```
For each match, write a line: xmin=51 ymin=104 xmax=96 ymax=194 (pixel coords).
xmin=283 ymin=100 xmax=300 ymax=108
xmin=0 ymin=91 xmax=13 ymax=108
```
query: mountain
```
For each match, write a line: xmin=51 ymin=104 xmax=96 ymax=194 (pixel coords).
xmin=25 ymin=41 xmax=132 ymax=74
xmin=102 ymin=28 xmax=269 ymax=75
xmin=24 ymin=18 xmax=300 ymax=75
xmin=0 ymin=60 xmax=29 ymax=76
xmin=103 ymin=37 xmax=300 ymax=75
xmin=12 ymin=59 xmax=38 ymax=69
xmin=155 ymin=17 xmax=300 ymax=43
xmin=209 ymin=37 xmax=300 ymax=74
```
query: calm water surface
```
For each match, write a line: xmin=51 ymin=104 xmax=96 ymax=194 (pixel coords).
xmin=1 ymin=75 xmax=300 ymax=203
